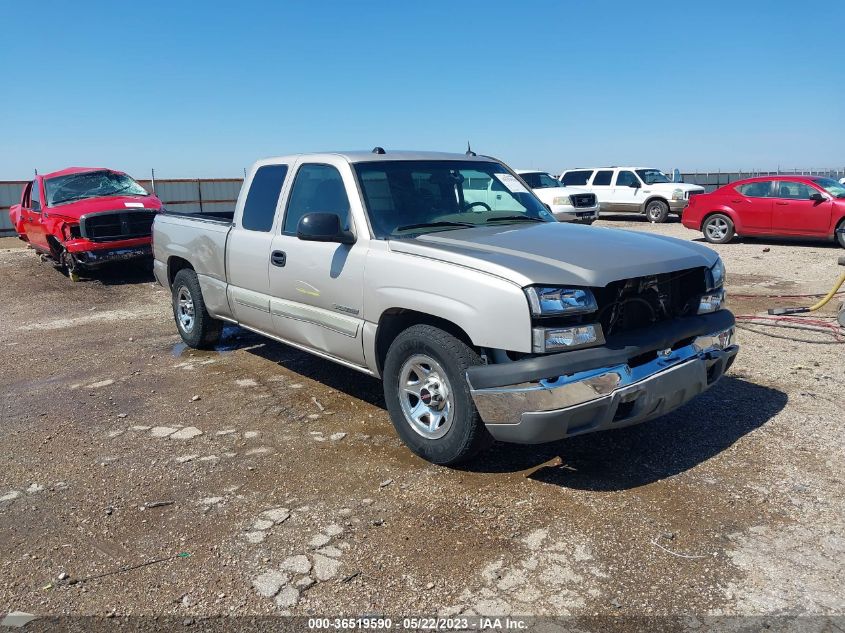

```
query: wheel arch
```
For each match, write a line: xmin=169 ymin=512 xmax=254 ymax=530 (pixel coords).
xmin=167 ymin=256 xmax=195 ymax=288
xmin=373 ymin=308 xmax=475 ymax=378
xmin=641 ymin=195 xmax=669 ymax=213
xmin=700 ymin=208 xmax=739 ymax=232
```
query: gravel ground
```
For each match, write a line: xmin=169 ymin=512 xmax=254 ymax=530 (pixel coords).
xmin=0 ymin=218 xmax=843 ymax=627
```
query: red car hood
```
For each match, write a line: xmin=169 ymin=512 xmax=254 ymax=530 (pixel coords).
xmin=47 ymin=194 xmax=162 ymax=221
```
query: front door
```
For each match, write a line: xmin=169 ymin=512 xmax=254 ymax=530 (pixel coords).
xmin=23 ymin=180 xmax=50 ymax=251
xmin=225 ymin=163 xmax=290 ymax=334
xmin=610 ymin=170 xmax=643 ymax=212
xmin=770 ymin=180 xmax=832 ymax=235
xmin=268 ymin=161 xmax=366 ymax=366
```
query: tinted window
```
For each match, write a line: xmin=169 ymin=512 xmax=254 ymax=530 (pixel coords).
xmin=242 ymin=164 xmax=288 ymax=231
xmin=736 ymin=181 xmax=773 ymax=198
xmin=615 ymin=171 xmax=639 ymax=187
xmin=29 ymin=180 xmax=41 ymax=210
xmin=284 ymin=164 xmax=350 ymax=234
xmin=561 ymin=170 xmax=592 ymax=186
xmin=521 ymin=172 xmax=560 ymax=189
xmin=592 ymin=170 xmax=613 ymax=186
xmin=773 ymin=181 xmax=817 ymax=200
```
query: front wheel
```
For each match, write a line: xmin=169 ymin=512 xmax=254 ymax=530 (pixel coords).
xmin=702 ymin=213 xmax=736 ymax=244
xmin=836 ymin=221 xmax=845 ymax=248
xmin=645 ymin=200 xmax=670 ymax=223
xmin=172 ymin=269 xmax=222 ymax=349
xmin=382 ymin=324 xmax=492 ymax=465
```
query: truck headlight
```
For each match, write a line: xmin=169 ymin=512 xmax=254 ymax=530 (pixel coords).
xmin=532 ymin=324 xmax=604 ymax=353
xmin=698 ymin=289 xmax=725 ymax=314
xmin=706 ymin=257 xmax=725 ymax=291
xmin=672 ymin=188 xmax=685 ymax=201
xmin=552 ymin=196 xmax=571 ymax=206
xmin=525 ymin=287 xmax=598 ymax=316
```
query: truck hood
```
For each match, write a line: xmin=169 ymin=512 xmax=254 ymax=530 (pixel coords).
xmin=46 ymin=194 xmax=162 ymax=221
xmin=388 ymin=222 xmax=718 ymax=287
xmin=644 ymin=182 xmax=704 ymax=192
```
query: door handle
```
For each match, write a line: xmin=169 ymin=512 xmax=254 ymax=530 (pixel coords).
xmin=730 ymin=199 xmax=743 ymax=203
xmin=775 ymin=201 xmax=789 ymax=206
xmin=271 ymin=250 xmax=286 ymax=267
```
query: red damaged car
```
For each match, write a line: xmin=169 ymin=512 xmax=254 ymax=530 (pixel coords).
xmin=682 ymin=175 xmax=845 ymax=248
xmin=9 ymin=167 xmax=162 ymax=279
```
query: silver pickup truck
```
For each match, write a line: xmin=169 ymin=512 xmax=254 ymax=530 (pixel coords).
xmin=152 ymin=150 xmax=738 ymax=465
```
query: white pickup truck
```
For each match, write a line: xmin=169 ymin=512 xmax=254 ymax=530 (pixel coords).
xmin=152 ymin=150 xmax=737 ymax=465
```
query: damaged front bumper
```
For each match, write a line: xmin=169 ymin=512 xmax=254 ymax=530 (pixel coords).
xmin=64 ymin=237 xmax=152 ymax=269
xmin=466 ymin=310 xmax=739 ymax=444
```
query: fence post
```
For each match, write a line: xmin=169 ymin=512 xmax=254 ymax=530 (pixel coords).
xmin=197 ymin=178 xmax=203 ymax=214
xmin=151 ymin=168 xmax=157 ymax=195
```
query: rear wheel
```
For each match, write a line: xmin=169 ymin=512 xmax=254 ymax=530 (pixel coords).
xmin=645 ymin=199 xmax=670 ymax=223
xmin=172 ymin=269 xmax=222 ymax=349
xmin=383 ymin=324 xmax=491 ymax=465
xmin=702 ymin=213 xmax=735 ymax=244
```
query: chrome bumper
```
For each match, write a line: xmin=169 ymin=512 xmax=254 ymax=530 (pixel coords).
xmin=468 ymin=328 xmax=738 ymax=444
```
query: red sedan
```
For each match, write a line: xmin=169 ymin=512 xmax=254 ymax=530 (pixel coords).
xmin=682 ymin=176 xmax=845 ymax=248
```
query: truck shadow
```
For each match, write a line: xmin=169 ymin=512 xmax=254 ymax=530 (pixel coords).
xmin=464 ymin=377 xmax=787 ymax=490
xmin=691 ymin=235 xmax=842 ymax=249
xmin=80 ymin=262 xmax=156 ymax=286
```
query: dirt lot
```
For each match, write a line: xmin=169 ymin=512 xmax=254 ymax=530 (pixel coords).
xmin=0 ymin=219 xmax=843 ymax=626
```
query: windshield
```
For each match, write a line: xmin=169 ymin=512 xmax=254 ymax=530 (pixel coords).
xmin=812 ymin=177 xmax=845 ymax=198
xmin=354 ymin=160 xmax=555 ymax=238
xmin=46 ymin=170 xmax=149 ymax=206
xmin=636 ymin=169 xmax=671 ymax=185
xmin=520 ymin=172 xmax=561 ymax=189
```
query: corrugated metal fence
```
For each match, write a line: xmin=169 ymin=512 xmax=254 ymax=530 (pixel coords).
xmin=0 ymin=178 xmax=244 ymax=235
xmin=680 ymin=168 xmax=845 ymax=193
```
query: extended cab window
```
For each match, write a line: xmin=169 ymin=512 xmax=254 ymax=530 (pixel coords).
xmin=615 ymin=171 xmax=639 ymax=187
xmin=592 ymin=170 xmax=613 ymax=186
xmin=561 ymin=170 xmax=592 ymax=186
xmin=242 ymin=164 xmax=288 ymax=231
xmin=736 ymin=181 xmax=773 ymax=198
xmin=284 ymin=164 xmax=350 ymax=235
xmin=29 ymin=180 xmax=41 ymax=211
xmin=521 ymin=172 xmax=560 ymax=189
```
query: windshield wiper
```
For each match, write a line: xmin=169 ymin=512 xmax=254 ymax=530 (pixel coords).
xmin=486 ymin=215 xmax=545 ymax=223
xmin=395 ymin=221 xmax=476 ymax=232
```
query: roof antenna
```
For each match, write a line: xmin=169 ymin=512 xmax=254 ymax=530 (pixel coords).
xmin=372 ymin=146 xmax=385 ymax=155
xmin=465 ymin=142 xmax=476 ymax=157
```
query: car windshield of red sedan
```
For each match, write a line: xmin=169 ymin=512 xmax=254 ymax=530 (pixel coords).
xmin=46 ymin=171 xmax=149 ymax=206
xmin=636 ymin=169 xmax=672 ymax=184
xmin=813 ymin=178 xmax=845 ymax=198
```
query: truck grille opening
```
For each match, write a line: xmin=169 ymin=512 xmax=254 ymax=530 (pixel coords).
xmin=571 ymin=193 xmax=597 ymax=208
xmin=594 ymin=268 xmax=706 ymax=337
xmin=79 ymin=210 xmax=157 ymax=242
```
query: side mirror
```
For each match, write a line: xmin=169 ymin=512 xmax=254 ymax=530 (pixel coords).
xmin=297 ymin=212 xmax=355 ymax=245
xmin=809 ymin=192 xmax=826 ymax=202
xmin=628 ymin=180 xmax=640 ymax=189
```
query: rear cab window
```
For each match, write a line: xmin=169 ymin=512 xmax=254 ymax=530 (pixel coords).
xmin=241 ymin=164 xmax=289 ymax=231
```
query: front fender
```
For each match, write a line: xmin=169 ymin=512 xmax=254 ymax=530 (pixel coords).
xmin=363 ymin=247 xmax=533 ymax=353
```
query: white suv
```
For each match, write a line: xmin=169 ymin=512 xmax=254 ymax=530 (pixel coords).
xmin=559 ymin=167 xmax=705 ymax=223
xmin=516 ymin=170 xmax=599 ymax=224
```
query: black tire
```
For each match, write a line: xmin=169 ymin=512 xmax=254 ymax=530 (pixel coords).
xmin=172 ymin=269 xmax=222 ymax=349
xmin=836 ymin=221 xmax=845 ymax=248
xmin=382 ymin=324 xmax=492 ymax=465
xmin=702 ymin=213 xmax=736 ymax=244
xmin=645 ymin=199 xmax=670 ymax=223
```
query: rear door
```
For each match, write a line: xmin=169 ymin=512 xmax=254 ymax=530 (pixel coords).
xmin=268 ymin=159 xmax=367 ymax=366
xmin=732 ymin=180 xmax=774 ymax=233
xmin=588 ymin=169 xmax=614 ymax=209
xmin=770 ymin=180 xmax=832 ymax=235
xmin=225 ymin=163 xmax=289 ymax=334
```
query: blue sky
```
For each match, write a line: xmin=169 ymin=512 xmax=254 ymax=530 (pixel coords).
xmin=2 ymin=0 xmax=843 ymax=179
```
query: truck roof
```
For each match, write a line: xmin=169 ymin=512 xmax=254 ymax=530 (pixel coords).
xmin=256 ymin=150 xmax=495 ymax=166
